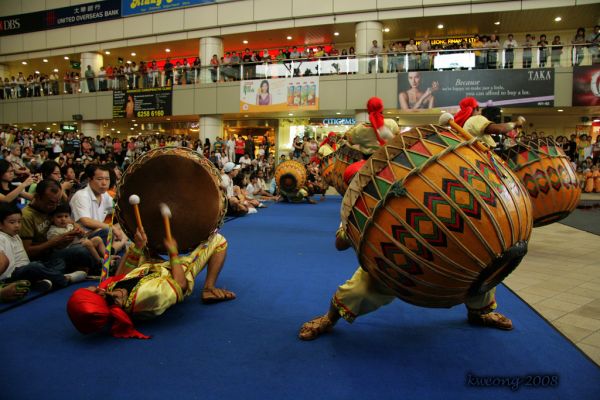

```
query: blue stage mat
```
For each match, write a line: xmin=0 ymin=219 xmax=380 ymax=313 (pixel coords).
xmin=0 ymin=197 xmax=598 ymax=400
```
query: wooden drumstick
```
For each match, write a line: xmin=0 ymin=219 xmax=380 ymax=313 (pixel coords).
xmin=128 ymin=194 xmax=144 ymax=231
xmin=159 ymin=203 xmax=172 ymax=242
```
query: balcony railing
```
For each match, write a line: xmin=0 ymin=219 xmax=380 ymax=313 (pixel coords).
xmin=1 ymin=43 xmax=597 ymax=100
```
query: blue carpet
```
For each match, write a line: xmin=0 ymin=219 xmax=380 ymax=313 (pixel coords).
xmin=1 ymin=197 xmax=598 ymax=400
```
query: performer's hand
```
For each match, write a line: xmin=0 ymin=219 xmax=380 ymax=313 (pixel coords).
xmin=164 ymin=237 xmax=178 ymax=257
xmin=134 ymin=227 xmax=147 ymax=249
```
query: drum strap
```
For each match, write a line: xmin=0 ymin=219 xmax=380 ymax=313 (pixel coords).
xmin=487 ymin=152 xmax=506 ymax=179
xmin=100 ymin=214 xmax=115 ymax=284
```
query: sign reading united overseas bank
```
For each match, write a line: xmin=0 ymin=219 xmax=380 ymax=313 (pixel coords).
xmin=0 ymin=0 xmax=121 ymax=36
xmin=121 ymin=0 xmax=215 ymax=16
xmin=113 ymin=87 xmax=173 ymax=119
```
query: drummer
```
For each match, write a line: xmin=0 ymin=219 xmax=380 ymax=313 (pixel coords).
xmin=298 ymin=165 xmax=513 ymax=341
xmin=66 ymin=227 xmax=235 ymax=339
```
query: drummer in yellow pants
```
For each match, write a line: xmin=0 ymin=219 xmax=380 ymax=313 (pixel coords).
xmin=299 ymin=227 xmax=512 ymax=341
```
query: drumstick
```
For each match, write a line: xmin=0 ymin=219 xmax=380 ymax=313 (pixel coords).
xmin=439 ymin=112 xmax=489 ymax=153
xmin=128 ymin=194 xmax=143 ymax=231
xmin=159 ymin=203 xmax=172 ymax=242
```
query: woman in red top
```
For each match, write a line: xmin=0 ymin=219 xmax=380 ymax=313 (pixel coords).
xmin=235 ymin=135 xmax=245 ymax=163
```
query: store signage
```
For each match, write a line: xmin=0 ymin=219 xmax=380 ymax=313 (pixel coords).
xmin=320 ymin=118 xmax=356 ymax=125
xmin=61 ymin=124 xmax=78 ymax=132
xmin=113 ymin=87 xmax=173 ymax=119
xmin=397 ymin=69 xmax=554 ymax=110
xmin=0 ymin=0 xmax=121 ymax=37
xmin=122 ymin=0 xmax=215 ymax=16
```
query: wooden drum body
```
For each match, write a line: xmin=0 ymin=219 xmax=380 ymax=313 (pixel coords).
xmin=342 ymin=125 xmax=533 ymax=308
xmin=275 ymin=160 xmax=307 ymax=196
xmin=115 ymin=147 xmax=227 ymax=255
xmin=502 ymin=137 xmax=581 ymax=227
xmin=328 ymin=143 xmax=365 ymax=195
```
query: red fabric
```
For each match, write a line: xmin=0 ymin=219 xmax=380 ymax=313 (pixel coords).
xmin=67 ymin=288 xmax=150 ymax=340
xmin=344 ymin=160 xmax=366 ymax=185
xmin=310 ymin=156 xmax=321 ymax=165
xmin=453 ymin=97 xmax=479 ymax=127
xmin=367 ymin=97 xmax=386 ymax=145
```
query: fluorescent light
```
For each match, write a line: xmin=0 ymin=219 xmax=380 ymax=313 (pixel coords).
xmin=494 ymin=21 xmax=500 ymax=25
xmin=35 ymin=70 xmax=40 ymax=74
xmin=130 ymin=127 xmax=134 ymax=130
xmin=243 ymin=40 xmax=248 ymax=44
xmin=105 ymin=51 xmax=110 ymax=55
xmin=554 ymin=16 xmax=562 ymax=22
xmin=43 ymin=59 xmax=48 ymax=63
xmin=111 ymin=128 xmax=115 ymax=131
xmin=336 ymin=112 xmax=341 ymax=115
xmin=334 ymin=32 xmax=339 ymax=36
xmin=133 ymin=123 xmax=138 ymax=127
xmin=21 ymin=61 xmax=27 ymax=65
xmin=131 ymin=52 xmax=136 ymax=56
xmin=64 ymin=56 xmax=69 ymax=60
xmin=437 ymin=24 xmax=444 ymax=29
xmin=165 ymin=48 xmax=171 ymax=53
xmin=286 ymin=36 xmax=292 ymax=40
xmin=288 ymin=113 xmax=294 ymax=116
xmin=126 ymin=60 xmax=132 ymax=64
xmin=557 ymin=109 xmax=564 ymax=112
xmin=53 ymin=68 xmax=59 ymax=72
xmin=383 ymin=27 xmax=390 ymax=33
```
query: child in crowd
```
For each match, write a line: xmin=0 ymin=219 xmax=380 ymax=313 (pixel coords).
xmin=47 ymin=203 xmax=105 ymax=264
xmin=0 ymin=203 xmax=86 ymax=293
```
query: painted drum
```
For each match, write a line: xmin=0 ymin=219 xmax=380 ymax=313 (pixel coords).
xmin=501 ymin=137 xmax=581 ymax=227
xmin=341 ymin=125 xmax=533 ymax=308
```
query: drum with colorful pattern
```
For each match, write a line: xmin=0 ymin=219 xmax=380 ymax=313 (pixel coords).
xmin=115 ymin=147 xmax=227 ymax=256
xmin=275 ymin=160 xmax=307 ymax=196
xmin=327 ymin=142 xmax=365 ymax=195
xmin=341 ymin=125 xmax=533 ymax=308
xmin=501 ymin=137 xmax=580 ymax=227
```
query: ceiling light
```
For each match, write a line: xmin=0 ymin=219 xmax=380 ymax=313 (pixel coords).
xmin=554 ymin=17 xmax=562 ymax=22
xmin=105 ymin=51 xmax=111 ymax=55
xmin=133 ymin=123 xmax=138 ymax=127
xmin=21 ymin=61 xmax=27 ymax=65
xmin=288 ymin=113 xmax=294 ymax=116
xmin=243 ymin=40 xmax=248 ymax=44
xmin=336 ymin=112 xmax=341 ymax=115
xmin=53 ymin=68 xmax=59 ymax=72
xmin=43 ymin=59 xmax=48 ymax=63
xmin=165 ymin=48 xmax=171 ymax=53
xmin=437 ymin=24 xmax=444 ymax=29
xmin=494 ymin=21 xmax=500 ymax=25
xmin=111 ymin=128 xmax=115 ymax=131
xmin=286 ymin=36 xmax=292 ymax=40
xmin=52 ymin=123 xmax=57 ymax=125
xmin=383 ymin=27 xmax=390 ymax=33
xmin=166 ymin=118 xmax=171 ymax=120
xmin=131 ymin=52 xmax=136 ymax=56
xmin=244 ymin=115 xmax=248 ymax=117
xmin=131 ymin=119 xmax=136 ymax=122
xmin=35 ymin=70 xmax=40 ymax=74
xmin=557 ymin=109 xmax=564 ymax=112
xmin=126 ymin=60 xmax=132 ymax=64
xmin=64 ymin=56 xmax=69 ymax=60
xmin=334 ymin=32 xmax=339 ymax=36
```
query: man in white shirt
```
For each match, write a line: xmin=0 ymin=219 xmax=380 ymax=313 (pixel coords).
xmin=239 ymin=153 xmax=252 ymax=170
xmin=503 ymin=34 xmax=518 ymax=69
xmin=368 ymin=40 xmax=383 ymax=73
xmin=70 ymin=165 xmax=126 ymax=248
xmin=220 ymin=162 xmax=247 ymax=216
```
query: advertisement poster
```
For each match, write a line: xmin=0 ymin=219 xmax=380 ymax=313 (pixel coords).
xmin=113 ymin=87 xmax=172 ymax=119
xmin=240 ymin=78 xmax=319 ymax=113
xmin=122 ymin=0 xmax=215 ymax=16
xmin=0 ymin=0 xmax=120 ymax=36
xmin=397 ymin=69 xmax=554 ymax=110
xmin=572 ymin=66 xmax=600 ymax=106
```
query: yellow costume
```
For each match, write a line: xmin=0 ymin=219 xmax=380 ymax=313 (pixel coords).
xmin=463 ymin=115 xmax=495 ymax=147
xmin=344 ymin=119 xmax=400 ymax=155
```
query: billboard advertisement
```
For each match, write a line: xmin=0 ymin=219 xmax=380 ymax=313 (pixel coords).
xmin=113 ymin=87 xmax=173 ymax=119
xmin=397 ymin=69 xmax=554 ymax=110
xmin=572 ymin=66 xmax=600 ymax=106
xmin=240 ymin=78 xmax=319 ymax=113
xmin=122 ymin=0 xmax=215 ymax=16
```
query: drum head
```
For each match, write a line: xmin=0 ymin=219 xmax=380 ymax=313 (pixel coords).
xmin=115 ymin=148 xmax=225 ymax=255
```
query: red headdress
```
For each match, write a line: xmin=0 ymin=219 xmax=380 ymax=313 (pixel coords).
xmin=319 ymin=132 xmax=338 ymax=151
xmin=453 ymin=97 xmax=479 ymax=127
xmin=367 ymin=97 xmax=387 ymax=146
xmin=67 ymin=288 xmax=150 ymax=339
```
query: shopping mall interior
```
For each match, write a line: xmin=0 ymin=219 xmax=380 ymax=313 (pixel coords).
xmin=0 ymin=1 xmax=599 ymax=399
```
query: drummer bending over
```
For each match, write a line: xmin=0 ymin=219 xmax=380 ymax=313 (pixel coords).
xmin=67 ymin=228 xmax=236 ymax=339
xmin=299 ymin=226 xmax=512 ymax=341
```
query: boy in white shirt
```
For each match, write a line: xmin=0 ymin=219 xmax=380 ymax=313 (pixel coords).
xmin=0 ymin=204 xmax=86 ymax=292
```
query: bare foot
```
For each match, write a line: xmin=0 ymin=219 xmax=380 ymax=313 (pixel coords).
xmin=0 ymin=281 xmax=30 ymax=302
xmin=299 ymin=315 xmax=334 ymax=340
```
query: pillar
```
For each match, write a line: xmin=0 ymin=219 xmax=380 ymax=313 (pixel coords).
xmin=80 ymin=121 xmax=102 ymax=138
xmin=200 ymin=37 xmax=223 ymax=84
xmin=199 ymin=115 xmax=223 ymax=145
xmin=80 ymin=52 xmax=103 ymax=93
xmin=355 ymin=21 xmax=383 ymax=74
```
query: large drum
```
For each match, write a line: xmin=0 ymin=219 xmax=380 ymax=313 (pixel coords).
xmin=115 ymin=147 xmax=227 ymax=255
xmin=501 ymin=137 xmax=580 ymax=227
xmin=326 ymin=143 xmax=365 ymax=195
xmin=342 ymin=125 xmax=533 ymax=308
xmin=275 ymin=160 xmax=307 ymax=195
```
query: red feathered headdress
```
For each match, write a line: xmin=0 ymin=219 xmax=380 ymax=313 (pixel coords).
xmin=67 ymin=288 xmax=150 ymax=339
xmin=453 ymin=97 xmax=479 ymax=127
xmin=367 ymin=97 xmax=386 ymax=145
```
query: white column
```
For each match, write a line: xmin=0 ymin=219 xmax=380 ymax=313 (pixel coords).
xmin=199 ymin=115 xmax=222 ymax=144
xmin=200 ymin=37 xmax=223 ymax=84
xmin=355 ymin=21 xmax=383 ymax=74
xmin=355 ymin=111 xmax=368 ymax=123
xmin=80 ymin=52 xmax=103 ymax=93
xmin=80 ymin=121 xmax=102 ymax=138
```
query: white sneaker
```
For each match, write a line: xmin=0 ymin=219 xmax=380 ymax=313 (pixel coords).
xmin=65 ymin=271 xmax=88 ymax=284
xmin=32 ymin=279 xmax=53 ymax=292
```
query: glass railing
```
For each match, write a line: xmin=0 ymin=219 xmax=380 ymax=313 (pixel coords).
xmin=1 ymin=44 xmax=597 ymax=100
